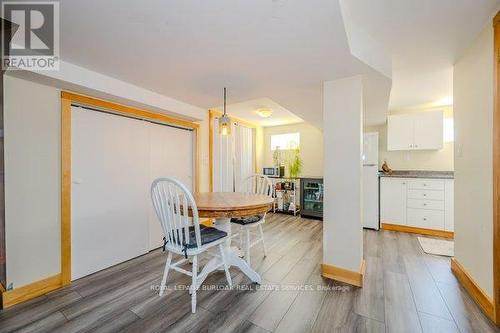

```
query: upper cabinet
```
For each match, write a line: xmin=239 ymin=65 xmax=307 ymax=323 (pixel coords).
xmin=387 ymin=111 xmax=444 ymax=151
xmin=387 ymin=114 xmax=414 ymax=150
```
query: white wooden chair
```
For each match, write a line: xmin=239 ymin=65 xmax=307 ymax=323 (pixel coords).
xmin=231 ymin=174 xmax=273 ymax=265
xmin=151 ymin=177 xmax=232 ymax=314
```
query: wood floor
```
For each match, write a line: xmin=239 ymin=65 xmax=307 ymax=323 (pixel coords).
xmin=0 ymin=214 xmax=498 ymax=333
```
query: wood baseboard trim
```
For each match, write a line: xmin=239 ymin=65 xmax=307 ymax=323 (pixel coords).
xmin=1 ymin=274 xmax=62 ymax=308
xmin=381 ymin=223 xmax=454 ymax=239
xmin=450 ymin=258 xmax=495 ymax=321
xmin=321 ymin=259 xmax=366 ymax=287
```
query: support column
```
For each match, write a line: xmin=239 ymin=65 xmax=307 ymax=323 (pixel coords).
xmin=321 ymin=75 xmax=365 ymax=287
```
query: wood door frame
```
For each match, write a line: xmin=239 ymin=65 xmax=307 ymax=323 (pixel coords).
xmin=493 ymin=11 xmax=500 ymax=325
xmin=61 ymin=91 xmax=201 ymax=285
xmin=208 ymin=109 xmax=258 ymax=192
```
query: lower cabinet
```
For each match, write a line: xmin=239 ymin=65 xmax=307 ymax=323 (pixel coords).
xmin=380 ymin=177 xmax=454 ymax=232
xmin=407 ymin=208 xmax=444 ymax=230
xmin=380 ymin=177 xmax=407 ymax=226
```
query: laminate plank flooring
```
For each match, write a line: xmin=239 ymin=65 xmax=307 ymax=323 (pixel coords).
xmin=383 ymin=271 xmax=422 ymax=333
xmin=0 ymin=214 xmax=498 ymax=333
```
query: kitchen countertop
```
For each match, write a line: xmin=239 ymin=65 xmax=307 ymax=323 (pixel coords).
xmin=269 ymin=176 xmax=323 ymax=179
xmin=378 ymin=170 xmax=454 ymax=179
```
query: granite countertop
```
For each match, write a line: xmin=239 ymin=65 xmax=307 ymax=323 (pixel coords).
xmin=378 ymin=170 xmax=454 ymax=179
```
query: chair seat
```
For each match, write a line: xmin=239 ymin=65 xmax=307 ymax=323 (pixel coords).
xmin=230 ymin=215 xmax=264 ymax=225
xmin=184 ymin=225 xmax=227 ymax=248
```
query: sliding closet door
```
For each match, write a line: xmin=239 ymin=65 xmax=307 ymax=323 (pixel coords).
xmin=234 ymin=124 xmax=255 ymax=188
xmin=71 ymin=106 xmax=150 ymax=280
xmin=148 ymin=122 xmax=194 ymax=249
xmin=213 ymin=118 xmax=235 ymax=191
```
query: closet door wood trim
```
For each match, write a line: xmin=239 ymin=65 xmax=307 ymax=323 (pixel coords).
xmin=61 ymin=91 xmax=200 ymax=286
xmin=493 ymin=11 xmax=500 ymax=325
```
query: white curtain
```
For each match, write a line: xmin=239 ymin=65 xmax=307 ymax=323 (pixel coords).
xmin=212 ymin=118 xmax=254 ymax=192
xmin=234 ymin=124 xmax=254 ymax=191
xmin=213 ymin=118 xmax=235 ymax=191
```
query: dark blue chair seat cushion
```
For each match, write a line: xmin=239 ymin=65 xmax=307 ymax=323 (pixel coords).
xmin=185 ymin=225 xmax=227 ymax=248
xmin=230 ymin=215 xmax=264 ymax=225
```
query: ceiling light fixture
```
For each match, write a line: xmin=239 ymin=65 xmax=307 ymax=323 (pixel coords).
xmin=219 ymin=87 xmax=231 ymax=136
xmin=256 ymin=107 xmax=273 ymax=118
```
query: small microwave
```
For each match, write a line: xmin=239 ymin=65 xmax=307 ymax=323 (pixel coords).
xmin=263 ymin=166 xmax=285 ymax=177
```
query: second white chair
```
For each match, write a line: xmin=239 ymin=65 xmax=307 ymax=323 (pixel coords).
xmin=231 ymin=174 xmax=273 ymax=265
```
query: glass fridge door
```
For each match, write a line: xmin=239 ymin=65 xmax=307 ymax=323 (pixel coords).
xmin=302 ymin=179 xmax=323 ymax=215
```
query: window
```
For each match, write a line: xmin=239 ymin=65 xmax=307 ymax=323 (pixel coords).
xmin=443 ymin=118 xmax=454 ymax=142
xmin=271 ymin=132 xmax=300 ymax=150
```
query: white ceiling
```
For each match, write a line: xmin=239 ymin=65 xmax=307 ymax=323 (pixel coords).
xmin=15 ymin=0 xmax=495 ymax=128
xmin=347 ymin=0 xmax=500 ymax=110
xmin=58 ymin=0 xmax=385 ymax=128
xmin=213 ymin=97 xmax=303 ymax=127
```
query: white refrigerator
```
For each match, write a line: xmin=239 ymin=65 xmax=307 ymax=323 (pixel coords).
xmin=363 ymin=132 xmax=379 ymax=230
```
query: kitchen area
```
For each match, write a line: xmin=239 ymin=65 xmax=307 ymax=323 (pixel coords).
xmin=366 ymin=107 xmax=454 ymax=237
xmin=223 ymin=99 xmax=454 ymax=240
xmin=263 ymin=107 xmax=453 ymax=240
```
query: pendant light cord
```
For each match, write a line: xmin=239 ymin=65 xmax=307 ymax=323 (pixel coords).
xmin=223 ymin=87 xmax=227 ymax=116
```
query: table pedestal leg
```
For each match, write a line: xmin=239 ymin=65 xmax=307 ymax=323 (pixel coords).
xmin=196 ymin=218 xmax=261 ymax=287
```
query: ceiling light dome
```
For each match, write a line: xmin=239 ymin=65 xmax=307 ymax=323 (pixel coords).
xmin=256 ymin=108 xmax=273 ymax=118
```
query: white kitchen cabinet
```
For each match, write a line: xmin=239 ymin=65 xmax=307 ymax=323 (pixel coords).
xmin=380 ymin=177 xmax=407 ymax=226
xmin=413 ymin=112 xmax=444 ymax=150
xmin=387 ymin=111 xmax=443 ymax=151
xmin=380 ymin=176 xmax=454 ymax=232
xmin=407 ymin=208 xmax=444 ymax=230
xmin=386 ymin=115 xmax=413 ymax=151
xmin=407 ymin=199 xmax=444 ymax=210
xmin=408 ymin=178 xmax=445 ymax=191
xmin=407 ymin=189 xmax=445 ymax=201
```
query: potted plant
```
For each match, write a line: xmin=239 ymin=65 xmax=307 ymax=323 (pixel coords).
xmin=287 ymin=148 xmax=302 ymax=178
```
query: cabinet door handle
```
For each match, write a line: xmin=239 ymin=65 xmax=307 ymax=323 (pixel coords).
xmin=423 ymin=194 xmax=427 ymax=197
xmin=423 ymin=203 xmax=427 ymax=206
xmin=423 ymin=218 xmax=427 ymax=221
xmin=423 ymin=183 xmax=427 ymax=187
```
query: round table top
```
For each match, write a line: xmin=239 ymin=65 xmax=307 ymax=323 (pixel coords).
xmin=193 ymin=192 xmax=274 ymax=218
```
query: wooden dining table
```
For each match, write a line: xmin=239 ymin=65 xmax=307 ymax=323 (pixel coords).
xmin=191 ymin=192 xmax=273 ymax=286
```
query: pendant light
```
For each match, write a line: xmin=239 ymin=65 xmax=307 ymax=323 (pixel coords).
xmin=219 ymin=87 xmax=231 ymax=136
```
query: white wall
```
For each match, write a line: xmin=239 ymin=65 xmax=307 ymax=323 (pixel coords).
xmin=323 ymin=76 xmax=363 ymax=272
xmin=261 ymin=122 xmax=324 ymax=176
xmin=255 ymin=126 xmax=264 ymax=173
xmin=364 ymin=106 xmax=454 ymax=171
xmin=454 ymin=23 xmax=494 ymax=298
xmin=4 ymin=76 xmax=61 ymax=287
xmin=9 ymin=60 xmax=205 ymax=122
xmin=3 ymin=75 xmax=210 ymax=288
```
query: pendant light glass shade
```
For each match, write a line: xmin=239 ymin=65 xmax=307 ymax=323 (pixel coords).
xmin=218 ymin=87 xmax=231 ymax=135
xmin=219 ymin=114 xmax=231 ymax=135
